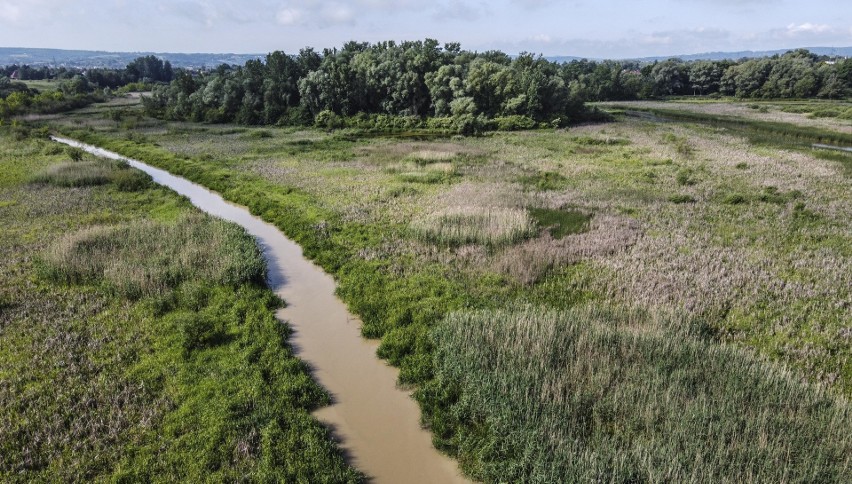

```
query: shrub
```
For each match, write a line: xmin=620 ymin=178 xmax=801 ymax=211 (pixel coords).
xmin=573 ymin=136 xmax=630 ymax=146
xmin=175 ymin=311 xmax=229 ymax=355
xmin=810 ymin=108 xmax=842 ymax=118
xmin=112 ymin=169 xmax=153 ymax=191
xmin=675 ymin=168 xmax=697 ymax=186
xmin=493 ymin=115 xmax=537 ymax=131
xmin=66 ymin=146 xmax=85 ymax=161
xmin=32 ymin=160 xmax=153 ymax=191
xmin=758 ymin=186 xmax=801 ymax=204
xmin=314 ymin=110 xmax=344 ymax=130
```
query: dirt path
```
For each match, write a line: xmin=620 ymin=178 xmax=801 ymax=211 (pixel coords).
xmin=51 ymin=136 xmax=468 ymax=484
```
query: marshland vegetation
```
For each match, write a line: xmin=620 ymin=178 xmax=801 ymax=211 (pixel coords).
xmin=0 ymin=129 xmax=360 ymax=481
xmin=4 ymin=40 xmax=852 ymax=479
xmin=30 ymin=88 xmax=851 ymax=481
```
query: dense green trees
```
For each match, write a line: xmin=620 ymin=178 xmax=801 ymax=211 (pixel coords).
xmin=4 ymin=45 xmax=850 ymax=126
xmin=144 ymin=40 xmax=590 ymax=128
xmin=564 ymin=50 xmax=851 ymax=101
xmin=143 ymin=44 xmax=849 ymax=130
xmin=125 ymin=55 xmax=173 ymax=83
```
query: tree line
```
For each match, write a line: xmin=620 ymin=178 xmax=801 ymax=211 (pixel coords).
xmin=141 ymin=43 xmax=851 ymax=131
xmin=1 ymin=55 xmax=173 ymax=89
xmin=565 ymin=49 xmax=851 ymax=101
xmin=142 ymin=40 xmax=589 ymax=131
xmin=1 ymin=55 xmax=174 ymax=120
xmin=3 ymin=45 xmax=851 ymax=127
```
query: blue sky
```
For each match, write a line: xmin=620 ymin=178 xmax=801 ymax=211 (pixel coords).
xmin=0 ymin=0 xmax=850 ymax=58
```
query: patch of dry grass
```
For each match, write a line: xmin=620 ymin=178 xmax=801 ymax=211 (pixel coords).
xmin=40 ymin=213 xmax=265 ymax=298
xmin=411 ymin=205 xmax=535 ymax=246
xmin=497 ymin=214 xmax=641 ymax=285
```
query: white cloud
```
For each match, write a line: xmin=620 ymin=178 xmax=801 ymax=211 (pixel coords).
xmin=785 ymin=22 xmax=832 ymax=35
xmin=511 ymin=0 xmax=558 ymax=8
xmin=0 ymin=2 xmax=22 ymax=22
xmin=276 ymin=7 xmax=302 ymax=25
xmin=320 ymin=3 xmax=355 ymax=25
xmin=433 ymin=1 xmax=486 ymax=21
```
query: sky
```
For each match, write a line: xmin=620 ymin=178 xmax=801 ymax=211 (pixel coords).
xmin=0 ymin=0 xmax=850 ymax=58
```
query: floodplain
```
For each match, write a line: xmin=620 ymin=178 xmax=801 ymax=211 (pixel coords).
xmin=18 ymin=95 xmax=850 ymax=481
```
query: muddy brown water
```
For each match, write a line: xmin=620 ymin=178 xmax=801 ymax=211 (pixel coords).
xmin=51 ymin=136 xmax=468 ymax=484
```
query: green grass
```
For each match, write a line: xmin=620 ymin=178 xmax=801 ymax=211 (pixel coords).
xmin=21 ymin=80 xmax=60 ymax=92
xmin=0 ymin=129 xmax=361 ymax=482
xmin=528 ymin=208 xmax=591 ymax=239
xmin=419 ymin=305 xmax=852 ymax=482
xmin=517 ymin=171 xmax=569 ymax=191
xmin=668 ymin=194 xmax=696 ymax=204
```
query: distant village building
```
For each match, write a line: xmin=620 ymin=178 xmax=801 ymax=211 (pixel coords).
xmin=10 ymin=70 xmax=19 ymax=80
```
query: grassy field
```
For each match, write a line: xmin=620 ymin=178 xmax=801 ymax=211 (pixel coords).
xmin=28 ymin=97 xmax=852 ymax=480
xmin=21 ymin=79 xmax=60 ymax=93
xmin=0 ymin=127 xmax=361 ymax=481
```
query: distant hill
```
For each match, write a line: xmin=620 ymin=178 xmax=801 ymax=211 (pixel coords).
xmin=2 ymin=46 xmax=850 ymax=69
xmin=546 ymin=46 xmax=852 ymax=63
xmin=633 ymin=46 xmax=852 ymax=62
xmin=0 ymin=47 xmax=263 ymax=69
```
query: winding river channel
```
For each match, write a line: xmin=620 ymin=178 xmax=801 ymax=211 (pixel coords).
xmin=50 ymin=136 xmax=467 ymax=484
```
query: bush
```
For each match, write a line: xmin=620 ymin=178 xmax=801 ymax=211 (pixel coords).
xmin=32 ymin=160 xmax=154 ymax=191
xmin=675 ymin=168 xmax=697 ymax=186
xmin=518 ymin=171 xmax=569 ymax=191
xmin=66 ymin=146 xmax=85 ymax=161
xmin=112 ymin=169 xmax=153 ymax=191
xmin=493 ymin=115 xmax=537 ymax=131
xmin=314 ymin=110 xmax=344 ymax=130
xmin=528 ymin=208 xmax=591 ymax=238
xmin=810 ymin=108 xmax=842 ymax=118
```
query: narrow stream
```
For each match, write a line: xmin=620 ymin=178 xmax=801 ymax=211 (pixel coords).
xmin=51 ymin=136 xmax=468 ymax=484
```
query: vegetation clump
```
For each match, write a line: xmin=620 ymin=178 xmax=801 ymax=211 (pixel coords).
xmin=32 ymin=159 xmax=152 ymax=191
xmin=411 ymin=206 xmax=536 ymax=246
xmin=40 ymin=214 xmax=266 ymax=298
xmin=518 ymin=171 xmax=569 ymax=191
xmin=31 ymin=161 xmax=114 ymax=187
xmin=419 ymin=305 xmax=852 ymax=482
xmin=528 ymin=207 xmax=591 ymax=238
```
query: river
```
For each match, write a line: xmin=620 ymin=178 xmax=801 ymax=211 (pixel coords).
xmin=50 ymin=136 xmax=468 ymax=484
